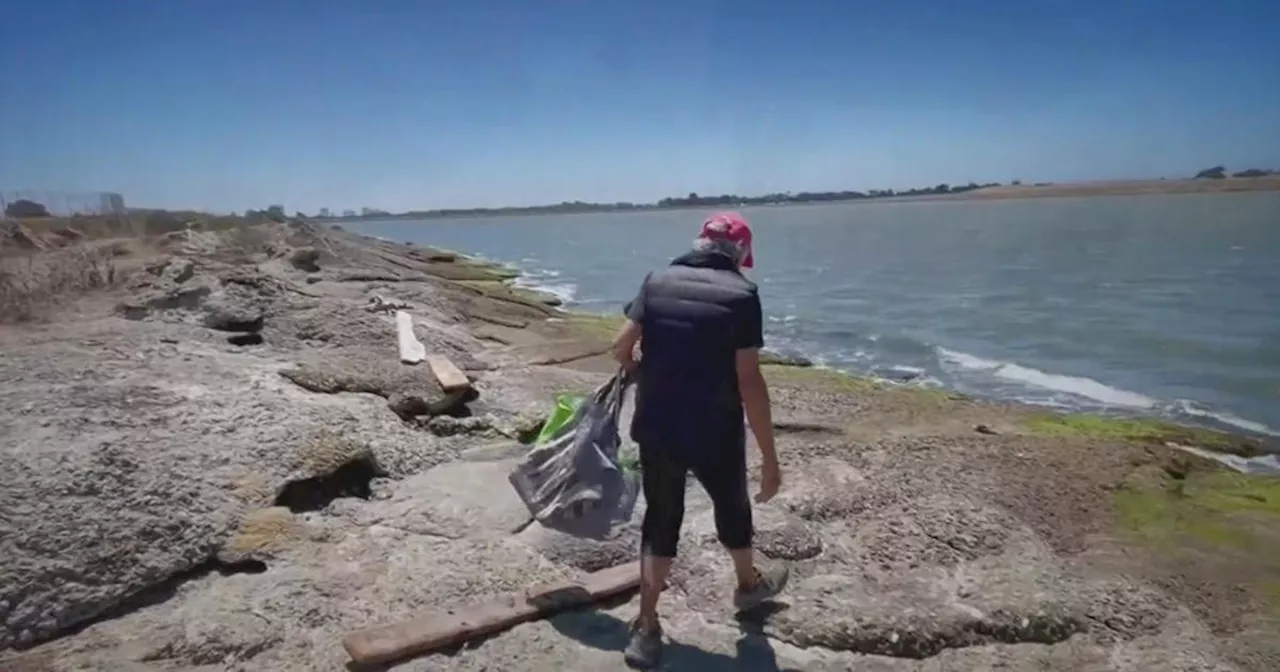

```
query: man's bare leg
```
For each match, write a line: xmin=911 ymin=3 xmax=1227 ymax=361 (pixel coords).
xmin=728 ymin=547 xmax=759 ymax=589
xmin=728 ymin=546 xmax=789 ymax=610
xmin=636 ymin=554 xmax=673 ymax=630
xmin=626 ymin=444 xmax=684 ymax=668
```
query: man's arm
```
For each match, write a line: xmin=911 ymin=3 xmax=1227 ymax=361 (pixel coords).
xmin=612 ymin=274 xmax=649 ymax=372
xmin=733 ymin=292 xmax=777 ymax=471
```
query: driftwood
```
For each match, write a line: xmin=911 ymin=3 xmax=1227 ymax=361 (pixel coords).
xmin=395 ymin=310 xmax=426 ymax=364
xmin=342 ymin=561 xmax=641 ymax=667
xmin=425 ymin=354 xmax=470 ymax=392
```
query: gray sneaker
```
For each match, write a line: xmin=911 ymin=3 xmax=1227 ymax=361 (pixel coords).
xmin=733 ymin=562 xmax=790 ymax=612
xmin=623 ymin=618 xmax=663 ymax=669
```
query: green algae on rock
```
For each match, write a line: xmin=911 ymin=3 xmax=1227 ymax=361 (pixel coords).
xmin=558 ymin=311 xmax=624 ymax=340
xmin=1021 ymin=411 xmax=1268 ymax=457
xmin=1115 ymin=467 xmax=1280 ymax=548
xmin=1111 ymin=459 xmax=1280 ymax=629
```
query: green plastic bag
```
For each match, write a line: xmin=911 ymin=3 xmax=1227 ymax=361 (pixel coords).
xmin=533 ymin=393 xmax=586 ymax=445
xmin=531 ymin=392 xmax=641 ymax=474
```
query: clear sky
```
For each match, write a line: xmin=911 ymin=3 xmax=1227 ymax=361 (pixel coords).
xmin=1 ymin=0 xmax=1278 ymax=213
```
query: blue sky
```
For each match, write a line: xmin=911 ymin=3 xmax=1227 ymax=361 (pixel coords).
xmin=1 ymin=0 xmax=1277 ymax=213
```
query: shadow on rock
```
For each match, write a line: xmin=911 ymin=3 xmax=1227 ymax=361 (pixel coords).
xmin=550 ymin=608 xmax=798 ymax=672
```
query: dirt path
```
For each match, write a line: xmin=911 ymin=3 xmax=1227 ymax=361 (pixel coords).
xmin=1 ymin=221 xmax=1276 ymax=671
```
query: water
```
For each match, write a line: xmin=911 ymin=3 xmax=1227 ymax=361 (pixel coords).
xmin=353 ymin=192 xmax=1280 ymax=467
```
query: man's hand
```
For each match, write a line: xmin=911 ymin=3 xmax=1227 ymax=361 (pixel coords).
xmin=611 ymin=319 xmax=643 ymax=372
xmin=755 ymin=458 xmax=781 ymax=503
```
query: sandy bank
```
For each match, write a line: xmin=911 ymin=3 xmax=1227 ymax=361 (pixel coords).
xmin=1 ymin=219 xmax=1277 ymax=671
xmin=918 ymin=175 xmax=1280 ymax=202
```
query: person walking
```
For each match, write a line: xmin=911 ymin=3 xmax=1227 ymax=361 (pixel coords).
xmin=610 ymin=211 xmax=788 ymax=668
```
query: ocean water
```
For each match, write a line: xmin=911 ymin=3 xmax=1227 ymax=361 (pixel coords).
xmin=352 ymin=192 xmax=1280 ymax=469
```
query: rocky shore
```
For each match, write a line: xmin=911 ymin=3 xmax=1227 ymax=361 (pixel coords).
xmin=1 ymin=220 xmax=1277 ymax=671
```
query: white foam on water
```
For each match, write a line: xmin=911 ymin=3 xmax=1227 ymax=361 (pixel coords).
xmin=1171 ymin=444 xmax=1280 ymax=475
xmin=997 ymin=362 xmax=1159 ymax=409
xmin=1168 ymin=399 xmax=1280 ymax=437
xmin=936 ymin=347 xmax=1280 ymax=443
xmin=937 ymin=347 xmax=1158 ymax=409
xmin=520 ymin=266 xmax=561 ymax=279
xmin=913 ymin=376 xmax=947 ymax=389
xmin=513 ymin=275 xmax=578 ymax=303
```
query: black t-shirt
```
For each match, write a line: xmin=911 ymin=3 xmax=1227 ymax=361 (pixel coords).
xmin=624 ymin=250 xmax=763 ymax=456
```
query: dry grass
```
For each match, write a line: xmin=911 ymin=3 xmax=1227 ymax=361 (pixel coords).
xmin=219 ymin=506 xmax=305 ymax=563
xmin=216 ymin=223 xmax=280 ymax=263
xmin=297 ymin=428 xmax=373 ymax=476
xmin=279 ymin=364 xmax=396 ymax=397
xmin=231 ymin=472 xmax=276 ymax=506
xmin=0 ymin=245 xmax=123 ymax=323
xmin=10 ymin=214 xmax=141 ymax=240
xmin=13 ymin=210 xmax=283 ymax=244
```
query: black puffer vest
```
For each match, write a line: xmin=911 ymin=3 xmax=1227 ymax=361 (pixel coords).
xmin=628 ymin=250 xmax=758 ymax=451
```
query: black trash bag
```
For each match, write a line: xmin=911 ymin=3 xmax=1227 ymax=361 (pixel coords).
xmin=508 ymin=372 xmax=640 ymax=539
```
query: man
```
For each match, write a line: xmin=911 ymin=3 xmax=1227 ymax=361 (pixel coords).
xmin=611 ymin=211 xmax=787 ymax=668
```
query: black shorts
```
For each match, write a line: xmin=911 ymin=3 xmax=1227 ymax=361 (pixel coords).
xmin=639 ymin=439 xmax=753 ymax=558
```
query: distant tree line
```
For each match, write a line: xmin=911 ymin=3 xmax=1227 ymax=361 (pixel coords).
xmin=1193 ymin=165 xmax=1276 ymax=180
xmin=5 ymin=165 xmax=1276 ymax=223
xmin=296 ymin=167 xmax=1275 ymax=220
xmin=655 ymin=181 xmax=998 ymax=208
xmin=313 ymin=180 xmax=1007 ymax=221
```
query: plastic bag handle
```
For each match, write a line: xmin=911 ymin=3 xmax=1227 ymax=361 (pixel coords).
xmin=595 ymin=369 xmax=632 ymax=426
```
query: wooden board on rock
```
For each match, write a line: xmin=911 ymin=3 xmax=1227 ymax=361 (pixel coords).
xmin=425 ymin=354 xmax=471 ymax=392
xmin=395 ymin=310 xmax=426 ymax=365
xmin=342 ymin=561 xmax=641 ymax=667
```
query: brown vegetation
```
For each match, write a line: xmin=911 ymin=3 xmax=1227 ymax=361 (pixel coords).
xmin=0 ymin=245 xmax=122 ymax=323
xmin=0 ymin=209 xmax=298 ymax=324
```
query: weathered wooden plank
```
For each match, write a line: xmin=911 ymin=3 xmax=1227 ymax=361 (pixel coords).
xmin=342 ymin=561 xmax=641 ymax=667
xmin=425 ymin=353 xmax=470 ymax=392
xmin=395 ymin=310 xmax=426 ymax=364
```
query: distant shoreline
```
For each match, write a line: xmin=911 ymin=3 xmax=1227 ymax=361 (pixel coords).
xmin=939 ymin=175 xmax=1280 ymax=202
xmin=318 ymin=175 xmax=1280 ymax=222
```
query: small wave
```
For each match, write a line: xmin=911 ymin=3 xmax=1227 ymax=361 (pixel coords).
xmin=1171 ymin=444 xmax=1280 ymax=475
xmin=1008 ymin=396 xmax=1076 ymax=410
xmin=937 ymin=347 xmax=1158 ymax=409
xmin=912 ymin=375 xmax=947 ymax=389
xmin=513 ymin=275 xmax=578 ymax=303
xmin=572 ymin=297 xmax=615 ymax=306
xmin=935 ymin=347 xmax=1279 ymax=445
xmin=519 ymin=266 xmax=561 ymax=279
xmin=1165 ymin=399 xmax=1280 ymax=437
